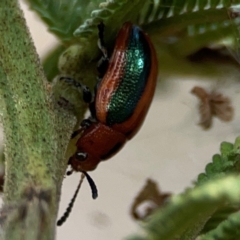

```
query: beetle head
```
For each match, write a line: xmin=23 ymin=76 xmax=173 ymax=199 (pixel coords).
xmin=69 ymin=149 xmax=101 ymax=172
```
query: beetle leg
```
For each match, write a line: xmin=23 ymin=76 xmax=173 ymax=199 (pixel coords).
xmin=59 ymin=76 xmax=92 ymax=103
xmin=71 ymin=128 xmax=84 ymax=139
xmin=71 ymin=118 xmax=97 ymax=139
xmin=97 ymin=22 xmax=109 ymax=78
xmin=80 ymin=119 xmax=93 ymax=128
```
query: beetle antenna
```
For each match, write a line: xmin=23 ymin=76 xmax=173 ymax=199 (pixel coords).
xmin=57 ymin=172 xmax=98 ymax=226
xmin=57 ymin=173 xmax=85 ymax=226
xmin=82 ymin=171 xmax=98 ymax=199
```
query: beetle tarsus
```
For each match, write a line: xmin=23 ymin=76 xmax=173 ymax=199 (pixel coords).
xmin=71 ymin=128 xmax=84 ymax=139
xmin=59 ymin=76 xmax=92 ymax=103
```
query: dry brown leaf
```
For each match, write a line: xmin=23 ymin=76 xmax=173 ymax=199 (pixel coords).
xmin=130 ymin=178 xmax=171 ymax=220
xmin=191 ymin=86 xmax=234 ymax=129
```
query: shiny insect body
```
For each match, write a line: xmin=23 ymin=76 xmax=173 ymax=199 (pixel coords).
xmin=69 ymin=22 xmax=158 ymax=173
xmin=57 ymin=22 xmax=158 ymax=226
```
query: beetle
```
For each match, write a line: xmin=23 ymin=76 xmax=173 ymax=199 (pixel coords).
xmin=57 ymin=22 xmax=158 ymax=225
xmin=69 ymin=22 xmax=158 ymax=172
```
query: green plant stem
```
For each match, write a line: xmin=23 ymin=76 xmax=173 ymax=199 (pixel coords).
xmin=0 ymin=1 xmax=77 ymax=239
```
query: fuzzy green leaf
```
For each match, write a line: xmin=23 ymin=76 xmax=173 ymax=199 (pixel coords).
xmin=199 ymin=212 xmax=240 ymax=240
xmin=197 ymin=140 xmax=240 ymax=185
xmin=73 ymin=0 xmax=148 ymax=40
xmin=200 ymin=206 xmax=239 ymax=234
xmin=24 ymin=0 xmax=100 ymax=41
xmin=128 ymin=175 xmax=240 ymax=240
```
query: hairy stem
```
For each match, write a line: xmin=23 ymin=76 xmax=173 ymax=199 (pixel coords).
xmin=0 ymin=1 xmax=77 ymax=239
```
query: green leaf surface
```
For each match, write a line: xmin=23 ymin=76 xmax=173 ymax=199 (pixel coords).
xmin=199 ymin=212 xmax=240 ymax=240
xmin=132 ymin=175 xmax=240 ymax=240
xmin=73 ymin=0 xmax=148 ymax=41
xmin=24 ymin=0 xmax=100 ymax=41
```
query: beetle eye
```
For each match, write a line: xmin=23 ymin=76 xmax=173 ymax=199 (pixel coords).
xmin=76 ymin=152 xmax=88 ymax=161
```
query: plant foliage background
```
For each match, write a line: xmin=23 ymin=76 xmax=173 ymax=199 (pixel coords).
xmin=2 ymin=0 xmax=240 ymax=239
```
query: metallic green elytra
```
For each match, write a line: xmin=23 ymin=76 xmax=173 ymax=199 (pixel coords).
xmin=96 ymin=22 xmax=158 ymax=136
xmin=106 ymin=25 xmax=152 ymax=125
